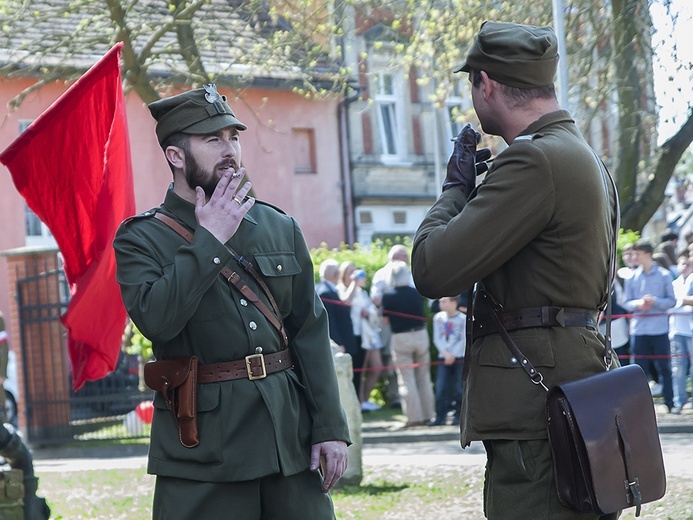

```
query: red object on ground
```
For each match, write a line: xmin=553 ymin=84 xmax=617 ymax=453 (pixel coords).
xmin=135 ymin=400 xmax=154 ymax=424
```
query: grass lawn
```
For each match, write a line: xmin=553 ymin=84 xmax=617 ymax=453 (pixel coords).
xmin=29 ymin=405 xmax=693 ymax=519
xmin=35 ymin=462 xmax=693 ymax=519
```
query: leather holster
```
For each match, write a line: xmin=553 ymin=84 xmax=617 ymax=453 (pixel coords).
xmin=144 ymin=356 xmax=199 ymax=448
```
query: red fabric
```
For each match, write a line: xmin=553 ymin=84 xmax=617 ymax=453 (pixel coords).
xmin=0 ymin=43 xmax=136 ymax=390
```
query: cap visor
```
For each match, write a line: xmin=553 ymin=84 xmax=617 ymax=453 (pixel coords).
xmin=182 ymin=115 xmax=248 ymax=135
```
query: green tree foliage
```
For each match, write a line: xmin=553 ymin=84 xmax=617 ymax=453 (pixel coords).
xmin=355 ymin=0 xmax=693 ymax=232
xmin=0 ymin=0 xmax=350 ymax=106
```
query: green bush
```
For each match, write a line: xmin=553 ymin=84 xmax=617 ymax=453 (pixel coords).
xmin=310 ymin=238 xmax=412 ymax=290
xmin=127 ymin=323 xmax=153 ymax=362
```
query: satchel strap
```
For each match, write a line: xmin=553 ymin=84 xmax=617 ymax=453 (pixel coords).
xmin=478 ymin=290 xmax=549 ymax=391
xmin=593 ymin=151 xmax=621 ymax=370
xmin=615 ymin=415 xmax=643 ymax=515
xmin=153 ymin=211 xmax=289 ymax=348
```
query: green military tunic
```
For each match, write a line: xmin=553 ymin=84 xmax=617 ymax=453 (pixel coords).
xmin=412 ymin=110 xmax=617 ymax=445
xmin=114 ymin=185 xmax=350 ymax=482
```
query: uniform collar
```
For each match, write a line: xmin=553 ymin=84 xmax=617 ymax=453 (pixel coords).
xmin=162 ymin=183 xmax=257 ymax=227
xmin=518 ymin=109 xmax=574 ymax=138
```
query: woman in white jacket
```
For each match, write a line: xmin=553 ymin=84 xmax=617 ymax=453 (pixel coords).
xmin=338 ymin=263 xmax=384 ymax=412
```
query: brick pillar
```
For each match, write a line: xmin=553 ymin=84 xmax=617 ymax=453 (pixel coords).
xmin=0 ymin=247 xmax=71 ymax=439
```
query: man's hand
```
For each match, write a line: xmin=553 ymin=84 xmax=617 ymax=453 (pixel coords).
xmin=443 ymin=352 xmax=456 ymax=366
xmin=443 ymin=123 xmax=492 ymax=197
xmin=310 ymin=440 xmax=349 ymax=493
xmin=195 ymin=167 xmax=254 ymax=244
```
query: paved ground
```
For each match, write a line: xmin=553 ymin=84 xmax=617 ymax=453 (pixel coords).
xmin=7 ymin=393 xmax=688 ymax=476
xmin=26 ymin=433 xmax=693 ymax=482
xmin=25 ymin=401 xmax=693 ymax=479
xmin=362 ymin=434 xmax=693 ymax=479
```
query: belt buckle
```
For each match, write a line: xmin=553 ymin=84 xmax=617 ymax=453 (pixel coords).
xmin=245 ymin=353 xmax=266 ymax=380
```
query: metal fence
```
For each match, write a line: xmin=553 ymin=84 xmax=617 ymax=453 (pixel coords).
xmin=15 ymin=258 xmax=152 ymax=445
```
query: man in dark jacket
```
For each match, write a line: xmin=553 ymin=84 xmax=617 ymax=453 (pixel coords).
xmin=412 ymin=21 xmax=618 ymax=520
xmin=316 ymin=259 xmax=359 ymax=394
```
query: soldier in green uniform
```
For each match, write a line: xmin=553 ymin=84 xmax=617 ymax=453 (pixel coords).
xmin=412 ymin=21 xmax=619 ymax=520
xmin=113 ymin=85 xmax=350 ymax=519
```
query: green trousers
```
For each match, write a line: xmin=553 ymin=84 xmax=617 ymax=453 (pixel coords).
xmin=153 ymin=469 xmax=334 ymax=520
xmin=483 ymin=439 xmax=620 ymax=520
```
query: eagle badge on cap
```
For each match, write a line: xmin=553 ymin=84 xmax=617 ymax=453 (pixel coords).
xmin=204 ymin=84 xmax=224 ymax=104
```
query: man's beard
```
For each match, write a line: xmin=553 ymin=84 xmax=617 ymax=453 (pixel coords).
xmin=184 ymin=154 xmax=227 ymax=198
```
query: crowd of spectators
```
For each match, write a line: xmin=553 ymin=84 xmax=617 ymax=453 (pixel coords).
xmin=617 ymin=229 xmax=693 ymax=414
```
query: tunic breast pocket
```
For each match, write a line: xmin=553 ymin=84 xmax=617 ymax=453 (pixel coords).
xmin=253 ymin=252 xmax=301 ymax=315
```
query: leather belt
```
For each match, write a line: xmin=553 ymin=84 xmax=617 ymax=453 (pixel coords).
xmin=197 ymin=349 xmax=293 ymax=383
xmin=473 ymin=306 xmax=598 ymax=338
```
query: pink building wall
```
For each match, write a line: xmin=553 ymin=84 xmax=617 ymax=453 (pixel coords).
xmin=0 ymin=77 xmax=347 ymax=329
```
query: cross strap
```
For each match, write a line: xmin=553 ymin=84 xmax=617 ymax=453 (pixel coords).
xmin=153 ymin=211 xmax=289 ymax=348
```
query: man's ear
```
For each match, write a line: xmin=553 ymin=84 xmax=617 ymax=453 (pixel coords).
xmin=479 ymin=71 xmax=494 ymax=100
xmin=165 ymin=146 xmax=185 ymax=170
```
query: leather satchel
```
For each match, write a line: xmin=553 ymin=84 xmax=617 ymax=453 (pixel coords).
xmin=546 ymin=364 xmax=666 ymax=516
xmin=144 ymin=356 xmax=199 ymax=448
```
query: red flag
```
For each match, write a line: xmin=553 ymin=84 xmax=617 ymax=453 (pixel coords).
xmin=0 ymin=43 xmax=136 ymax=390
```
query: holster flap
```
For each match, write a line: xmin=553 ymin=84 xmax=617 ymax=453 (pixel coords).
xmin=144 ymin=357 xmax=197 ymax=393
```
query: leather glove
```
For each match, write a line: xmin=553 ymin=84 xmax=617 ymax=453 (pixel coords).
xmin=443 ymin=123 xmax=492 ymax=197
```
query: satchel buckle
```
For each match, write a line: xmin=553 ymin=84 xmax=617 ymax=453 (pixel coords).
xmin=245 ymin=353 xmax=267 ymax=380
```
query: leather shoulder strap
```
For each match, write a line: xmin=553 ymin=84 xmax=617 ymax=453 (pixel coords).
xmin=153 ymin=212 xmax=289 ymax=348
xmin=592 ymin=151 xmax=620 ymax=369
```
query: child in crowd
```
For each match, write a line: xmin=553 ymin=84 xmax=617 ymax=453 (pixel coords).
xmin=429 ymin=296 xmax=466 ymax=426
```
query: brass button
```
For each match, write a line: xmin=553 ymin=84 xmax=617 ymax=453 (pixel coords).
xmin=249 ymin=321 xmax=257 ymax=330
xmin=240 ymin=298 xmax=248 ymax=307
xmin=277 ymin=264 xmax=283 ymax=272
xmin=213 ymin=257 xmax=221 ymax=265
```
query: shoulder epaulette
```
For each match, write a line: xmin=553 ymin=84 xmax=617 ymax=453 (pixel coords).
xmin=513 ymin=131 xmax=544 ymax=144
xmin=254 ymin=199 xmax=286 ymax=215
xmin=120 ymin=208 xmax=159 ymax=226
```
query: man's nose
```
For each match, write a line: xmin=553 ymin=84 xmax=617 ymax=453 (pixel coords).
xmin=221 ymin=139 xmax=236 ymax=157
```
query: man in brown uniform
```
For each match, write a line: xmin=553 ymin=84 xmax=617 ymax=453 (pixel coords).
xmin=412 ymin=21 xmax=618 ymax=520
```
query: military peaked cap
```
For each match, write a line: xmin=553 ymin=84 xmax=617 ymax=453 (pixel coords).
xmin=149 ymin=84 xmax=247 ymax=146
xmin=455 ymin=21 xmax=559 ymax=88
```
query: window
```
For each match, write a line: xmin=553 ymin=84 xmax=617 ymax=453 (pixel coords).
xmin=292 ymin=128 xmax=316 ymax=174
xmin=374 ymin=72 xmax=406 ymax=162
xmin=359 ymin=210 xmax=373 ymax=224
xmin=24 ymin=205 xmax=55 ymax=247
xmin=393 ymin=210 xmax=407 ymax=225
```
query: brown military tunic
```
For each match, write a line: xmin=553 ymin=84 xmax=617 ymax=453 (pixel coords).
xmin=412 ymin=110 xmax=617 ymax=445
